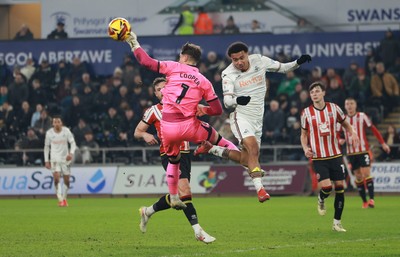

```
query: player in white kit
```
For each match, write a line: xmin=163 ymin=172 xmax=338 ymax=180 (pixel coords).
xmin=44 ymin=115 xmax=77 ymax=207
xmin=195 ymin=42 xmax=311 ymax=202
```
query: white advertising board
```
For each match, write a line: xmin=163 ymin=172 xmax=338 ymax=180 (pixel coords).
xmin=371 ymin=163 xmax=400 ymax=192
xmin=113 ymin=165 xmax=212 ymax=194
xmin=0 ymin=166 xmax=117 ymax=195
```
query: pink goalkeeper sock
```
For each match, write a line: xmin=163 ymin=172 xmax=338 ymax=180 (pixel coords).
xmin=218 ymin=137 xmax=239 ymax=150
xmin=166 ymin=162 xmax=180 ymax=195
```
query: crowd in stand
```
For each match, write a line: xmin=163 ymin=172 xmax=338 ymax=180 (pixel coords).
xmin=1 ymin=27 xmax=400 ymax=165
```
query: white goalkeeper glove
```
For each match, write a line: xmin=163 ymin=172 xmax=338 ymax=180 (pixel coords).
xmin=125 ymin=32 xmax=140 ymax=51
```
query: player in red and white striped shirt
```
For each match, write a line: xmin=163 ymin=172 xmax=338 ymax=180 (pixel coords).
xmin=300 ymin=82 xmax=359 ymax=232
xmin=338 ymin=97 xmax=390 ymax=208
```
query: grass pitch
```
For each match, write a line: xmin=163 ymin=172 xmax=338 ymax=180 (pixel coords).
xmin=1 ymin=195 xmax=400 ymax=257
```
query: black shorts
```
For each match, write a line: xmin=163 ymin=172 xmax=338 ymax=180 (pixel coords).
xmin=348 ymin=152 xmax=371 ymax=170
xmin=312 ymin=156 xmax=345 ymax=182
xmin=161 ymin=152 xmax=191 ymax=181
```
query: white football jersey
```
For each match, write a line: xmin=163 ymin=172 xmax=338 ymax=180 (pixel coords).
xmin=44 ymin=127 xmax=76 ymax=162
xmin=222 ymin=54 xmax=283 ymax=118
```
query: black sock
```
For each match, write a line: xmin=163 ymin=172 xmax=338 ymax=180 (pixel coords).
xmin=153 ymin=194 xmax=171 ymax=212
xmin=334 ymin=186 xmax=345 ymax=220
xmin=355 ymin=179 xmax=367 ymax=202
xmin=319 ymin=185 xmax=332 ymax=202
xmin=365 ymin=177 xmax=374 ymax=200
xmin=181 ymin=195 xmax=198 ymax=226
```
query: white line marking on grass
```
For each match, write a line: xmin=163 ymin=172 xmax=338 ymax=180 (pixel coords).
xmin=159 ymin=236 xmax=400 ymax=257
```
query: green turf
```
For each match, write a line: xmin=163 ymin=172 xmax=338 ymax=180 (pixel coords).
xmin=0 ymin=195 xmax=399 ymax=257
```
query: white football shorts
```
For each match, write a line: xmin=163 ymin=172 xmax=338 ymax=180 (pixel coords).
xmin=229 ymin=111 xmax=263 ymax=147
xmin=51 ymin=161 xmax=71 ymax=175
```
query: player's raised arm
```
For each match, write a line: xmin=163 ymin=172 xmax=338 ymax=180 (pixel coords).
xmin=264 ymin=54 xmax=312 ymax=73
xmin=125 ymin=32 xmax=159 ymax=72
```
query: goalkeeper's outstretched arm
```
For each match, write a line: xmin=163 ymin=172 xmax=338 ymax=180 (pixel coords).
xmin=125 ymin=32 xmax=159 ymax=72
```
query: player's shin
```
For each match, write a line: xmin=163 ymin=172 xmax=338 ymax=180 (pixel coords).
xmin=355 ymin=179 xmax=367 ymax=203
xmin=334 ymin=185 xmax=345 ymax=220
xmin=55 ymin=184 xmax=63 ymax=202
xmin=365 ymin=176 xmax=374 ymax=200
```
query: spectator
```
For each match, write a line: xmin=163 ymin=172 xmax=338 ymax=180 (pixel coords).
xmin=347 ymin=68 xmax=370 ymax=107
xmin=326 ymin=78 xmax=346 ymax=109
xmin=54 ymin=60 xmax=70 ymax=85
xmin=0 ymin=101 xmax=15 ymax=133
xmin=205 ymin=51 xmax=224 ymax=76
xmin=263 ymin=99 xmax=285 ymax=144
xmin=68 ymin=57 xmax=88 ymax=85
xmin=296 ymin=89 xmax=311 ymax=111
xmin=33 ymin=109 xmax=52 ymax=139
xmin=305 ymin=66 xmax=323 ymax=86
xmin=221 ymin=15 xmax=240 ymax=34
xmin=79 ymin=130 xmax=100 ymax=163
xmin=121 ymin=62 xmax=136 ymax=88
xmin=30 ymin=103 xmax=43 ymax=127
xmin=250 ymin=20 xmax=263 ymax=33
xmin=370 ymin=62 xmax=400 ymax=114
xmin=289 ymin=83 xmax=305 ymax=107
xmin=72 ymin=118 xmax=92 ymax=146
xmin=20 ymin=58 xmax=36 ymax=82
xmin=117 ymin=108 xmax=141 ymax=147
xmin=101 ymin=107 xmax=122 ymax=146
xmin=194 ymin=7 xmax=213 ymax=35
xmin=378 ymin=29 xmax=400 ymax=70
xmin=47 ymin=21 xmax=68 ymax=39
xmin=322 ymin=68 xmax=343 ymax=89
xmin=379 ymin=124 xmax=400 ymax=161
xmin=17 ymin=127 xmax=43 ymax=165
xmin=342 ymin=61 xmax=359 ymax=88
xmin=94 ymin=84 xmax=113 ymax=116
xmin=0 ymin=62 xmax=11 ymax=86
xmin=79 ymin=85 xmax=95 ymax=118
xmin=68 ymin=95 xmax=90 ymax=128
xmin=29 ymin=78 xmax=47 ymax=107
xmin=292 ymin=18 xmax=316 ymax=33
xmin=16 ymin=101 xmax=33 ymax=134
xmin=276 ymin=71 xmax=301 ymax=97
xmin=8 ymin=73 xmax=29 ymax=112
xmin=14 ymin=24 xmax=34 ymax=41
xmin=30 ymin=59 xmax=55 ymax=94
xmin=0 ymin=85 xmax=8 ymax=105
xmin=171 ymin=5 xmax=195 ymax=35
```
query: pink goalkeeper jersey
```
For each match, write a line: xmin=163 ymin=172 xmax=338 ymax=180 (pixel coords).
xmin=159 ymin=61 xmax=218 ymax=117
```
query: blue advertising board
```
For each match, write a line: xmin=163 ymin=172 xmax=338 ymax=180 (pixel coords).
xmin=0 ymin=31 xmax=383 ymax=76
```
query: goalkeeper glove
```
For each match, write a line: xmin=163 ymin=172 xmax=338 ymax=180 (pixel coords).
xmin=125 ymin=32 xmax=141 ymax=51
xmin=236 ymin=96 xmax=251 ymax=105
xmin=296 ymin=54 xmax=312 ymax=65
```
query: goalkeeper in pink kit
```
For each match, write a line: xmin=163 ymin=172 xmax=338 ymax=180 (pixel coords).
xmin=124 ymin=31 xmax=238 ymax=209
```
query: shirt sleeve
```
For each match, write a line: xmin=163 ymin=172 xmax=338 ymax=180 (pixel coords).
xmin=44 ymin=131 xmax=50 ymax=162
xmin=300 ymin=110 xmax=308 ymax=130
xmin=67 ymin=128 xmax=77 ymax=154
xmin=202 ymin=79 xmax=218 ymax=102
xmin=159 ymin=61 xmax=177 ymax=76
xmin=335 ymin=104 xmax=346 ymax=123
xmin=222 ymin=73 xmax=237 ymax=108
xmin=363 ymin=113 xmax=372 ymax=127
xmin=261 ymin=55 xmax=299 ymax=73
xmin=142 ymin=106 xmax=156 ymax=125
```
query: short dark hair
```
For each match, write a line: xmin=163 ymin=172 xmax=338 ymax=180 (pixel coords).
xmin=227 ymin=42 xmax=249 ymax=57
xmin=345 ymin=96 xmax=356 ymax=102
xmin=152 ymin=77 xmax=167 ymax=87
xmin=52 ymin=114 xmax=63 ymax=121
xmin=308 ymin=81 xmax=326 ymax=92
xmin=181 ymin=43 xmax=201 ymax=64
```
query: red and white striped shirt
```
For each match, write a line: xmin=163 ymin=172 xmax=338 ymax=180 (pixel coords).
xmin=338 ymin=112 xmax=371 ymax=155
xmin=142 ymin=103 xmax=190 ymax=155
xmin=301 ymin=102 xmax=346 ymax=159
